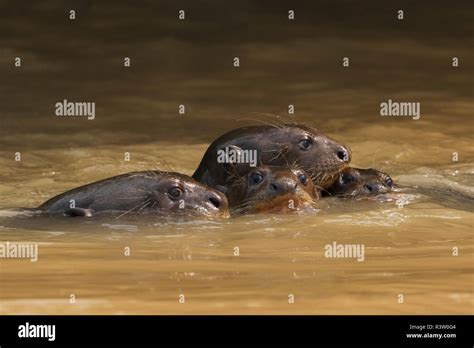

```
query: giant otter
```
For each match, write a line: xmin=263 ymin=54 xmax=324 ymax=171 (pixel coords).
xmin=36 ymin=171 xmax=229 ymax=218
xmin=323 ymin=167 xmax=395 ymax=197
xmin=226 ymin=166 xmax=319 ymax=215
xmin=192 ymin=124 xmax=351 ymax=192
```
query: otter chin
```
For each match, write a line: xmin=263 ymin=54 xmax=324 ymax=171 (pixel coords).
xmin=226 ymin=166 xmax=320 ymax=215
xmin=323 ymin=167 xmax=395 ymax=198
xmin=192 ymin=124 xmax=351 ymax=191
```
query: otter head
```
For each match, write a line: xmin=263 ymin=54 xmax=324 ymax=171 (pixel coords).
xmin=151 ymin=173 xmax=229 ymax=217
xmin=267 ymin=125 xmax=351 ymax=188
xmin=193 ymin=124 xmax=351 ymax=190
xmin=227 ymin=166 xmax=319 ymax=215
xmin=324 ymin=167 xmax=395 ymax=197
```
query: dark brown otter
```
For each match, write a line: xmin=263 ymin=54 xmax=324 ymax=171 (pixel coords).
xmin=192 ymin=124 xmax=351 ymax=192
xmin=226 ymin=166 xmax=319 ymax=215
xmin=323 ymin=167 xmax=395 ymax=197
xmin=37 ymin=171 xmax=229 ymax=218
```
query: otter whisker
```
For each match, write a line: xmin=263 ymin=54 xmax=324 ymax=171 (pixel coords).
xmin=262 ymin=112 xmax=297 ymax=126
xmin=115 ymin=197 xmax=154 ymax=219
xmin=137 ymin=198 xmax=154 ymax=214
xmin=251 ymin=113 xmax=285 ymax=127
xmin=230 ymin=198 xmax=257 ymax=211
xmin=266 ymin=148 xmax=287 ymax=163
xmin=235 ymin=117 xmax=283 ymax=129
xmin=371 ymin=149 xmax=381 ymax=170
xmin=249 ymin=112 xmax=297 ymax=128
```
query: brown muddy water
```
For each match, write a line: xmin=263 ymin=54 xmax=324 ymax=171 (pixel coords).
xmin=0 ymin=1 xmax=473 ymax=314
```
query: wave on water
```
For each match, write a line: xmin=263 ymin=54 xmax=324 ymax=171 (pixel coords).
xmin=396 ymin=166 xmax=474 ymax=212
xmin=0 ymin=208 xmax=40 ymax=218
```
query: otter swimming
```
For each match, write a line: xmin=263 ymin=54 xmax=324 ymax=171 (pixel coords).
xmin=36 ymin=171 xmax=229 ymax=218
xmin=226 ymin=166 xmax=319 ymax=215
xmin=323 ymin=167 xmax=395 ymax=197
xmin=192 ymin=124 xmax=351 ymax=192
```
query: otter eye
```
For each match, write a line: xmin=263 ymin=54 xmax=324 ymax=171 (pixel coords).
xmin=298 ymin=138 xmax=313 ymax=150
xmin=250 ymin=172 xmax=264 ymax=185
xmin=168 ymin=187 xmax=183 ymax=199
xmin=340 ymin=173 xmax=354 ymax=185
xmin=298 ymin=173 xmax=308 ymax=185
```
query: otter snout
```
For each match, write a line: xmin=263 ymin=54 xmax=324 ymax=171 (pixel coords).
xmin=206 ymin=190 xmax=229 ymax=212
xmin=336 ymin=144 xmax=351 ymax=163
xmin=269 ymin=178 xmax=298 ymax=195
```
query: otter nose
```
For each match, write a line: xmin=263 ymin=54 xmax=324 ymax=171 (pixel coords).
xmin=207 ymin=191 xmax=228 ymax=210
xmin=270 ymin=179 xmax=297 ymax=194
xmin=336 ymin=145 xmax=351 ymax=163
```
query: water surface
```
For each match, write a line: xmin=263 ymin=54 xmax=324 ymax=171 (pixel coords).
xmin=0 ymin=0 xmax=473 ymax=314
